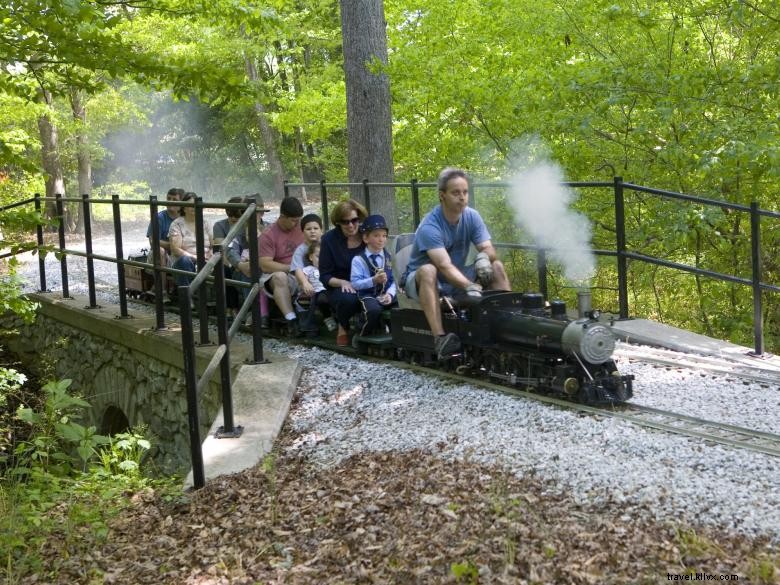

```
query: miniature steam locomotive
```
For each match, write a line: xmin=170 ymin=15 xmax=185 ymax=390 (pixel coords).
xmin=387 ymin=292 xmax=633 ymax=405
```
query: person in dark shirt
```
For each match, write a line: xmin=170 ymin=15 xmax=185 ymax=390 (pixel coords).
xmin=146 ymin=187 xmax=183 ymax=266
xmin=318 ymin=199 xmax=367 ymax=346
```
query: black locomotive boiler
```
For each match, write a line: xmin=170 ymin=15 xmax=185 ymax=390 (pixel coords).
xmin=389 ymin=291 xmax=633 ymax=405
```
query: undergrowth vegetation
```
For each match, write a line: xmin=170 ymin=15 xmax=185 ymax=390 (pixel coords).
xmin=0 ymin=363 xmax=178 ymax=583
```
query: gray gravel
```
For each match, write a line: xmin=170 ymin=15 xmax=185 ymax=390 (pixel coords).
xmin=12 ymin=218 xmax=780 ymax=543
xmin=264 ymin=339 xmax=779 ymax=542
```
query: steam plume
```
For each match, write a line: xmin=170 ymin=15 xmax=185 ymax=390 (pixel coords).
xmin=506 ymin=140 xmax=595 ymax=285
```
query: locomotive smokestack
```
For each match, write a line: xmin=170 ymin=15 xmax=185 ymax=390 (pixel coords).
xmin=577 ymin=289 xmax=592 ymax=319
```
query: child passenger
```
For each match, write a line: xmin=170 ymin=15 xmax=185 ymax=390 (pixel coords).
xmin=297 ymin=241 xmax=337 ymax=335
xmin=350 ymin=214 xmax=397 ymax=337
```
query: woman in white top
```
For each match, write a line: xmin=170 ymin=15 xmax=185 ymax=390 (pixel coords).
xmin=169 ymin=192 xmax=213 ymax=285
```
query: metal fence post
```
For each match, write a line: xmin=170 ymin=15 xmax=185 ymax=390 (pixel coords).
xmin=750 ymin=201 xmax=764 ymax=356
xmin=411 ymin=179 xmax=420 ymax=230
xmin=536 ymin=248 xmax=548 ymax=300
xmin=82 ymin=194 xmax=98 ymax=308
xmin=194 ymin=196 xmax=209 ymax=345
xmin=112 ymin=195 xmax=129 ymax=318
xmin=614 ymin=177 xmax=629 ymax=318
xmin=213 ymin=244 xmax=242 ymax=438
xmin=283 ymin=180 xmax=290 ymax=198
xmin=149 ymin=196 xmax=166 ymax=330
xmin=363 ymin=179 xmax=371 ymax=215
xmin=320 ymin=180 xmax=329 ymax=231
xmin=55 ymin=194 xmax=70 ymax=299
xmin=247 ymin=198 xmax=265 ymax=363
xmin=34 ymin=194 xmax=47 ymax=292
xmin=179 ymin=287 xmax=205 ymax=489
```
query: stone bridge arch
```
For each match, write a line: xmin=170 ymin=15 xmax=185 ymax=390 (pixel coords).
xmin=1 ymin=294 xmax=228 ymax=473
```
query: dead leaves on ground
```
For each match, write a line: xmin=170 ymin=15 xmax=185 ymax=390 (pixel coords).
xmin=25 ymin=446 xmax=778 ymax=584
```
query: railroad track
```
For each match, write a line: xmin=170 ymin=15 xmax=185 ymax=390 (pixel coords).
xmin=614 ymin=344 xmax=780 ymax=387
xmin=296 ymin=336 xmax=780 ymax=458
xmin=121 ymin=301 xmax=780 ymax=458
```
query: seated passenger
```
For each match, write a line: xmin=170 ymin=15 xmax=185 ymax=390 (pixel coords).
xmin=350 ymin=214 xmax=397 ymax=337
xmin=290 ymin=213 xmax=324 ymax=297
xmin=319 ymin=199 xmax=368 ymax=346
xmin=401 ymin=167 xmax=510 ymax=360
xmin=297 ymin=241 xmax=337 ymax=336
xmin=146 ymin=187 xmax=183 ymax=266
xmin=169 ymin=192 xmax=213 ymax=286
xmin=259 ymin=196 xmax=304 ymax=335
xmin=230 ymin=194 xmax=272 ymax=328
xmin=213 ymin=196 xmax=245 ymax=317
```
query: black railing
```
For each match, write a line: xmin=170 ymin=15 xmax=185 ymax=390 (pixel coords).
xmin=0 ymin=193 xmax=268 ymax=489
xmin=284 ymin=177 xmax=778 ymax=356
xmin=2 ymin=177 xmax=778 ymax=482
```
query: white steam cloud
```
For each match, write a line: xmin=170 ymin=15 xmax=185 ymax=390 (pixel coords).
xmin=507 ymin=142 xmax=595 ymax=285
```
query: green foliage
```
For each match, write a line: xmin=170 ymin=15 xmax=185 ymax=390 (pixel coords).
xmin=1 ymin=377 xmax=171 ymax=580
xmin=14 ymin=379 xmax=108 ymax=475
xmin=450 ymin=559 xmax=479 ymax=584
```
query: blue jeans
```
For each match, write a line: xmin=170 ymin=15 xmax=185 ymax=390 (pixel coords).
xmin=172 ymin=256 xmax=196 ymax=286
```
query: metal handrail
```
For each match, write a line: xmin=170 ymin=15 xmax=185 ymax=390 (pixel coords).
xmin=3 ymin=179 xmax=777 ymax=488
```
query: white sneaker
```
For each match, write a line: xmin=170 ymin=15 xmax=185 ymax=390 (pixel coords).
xmin=324 ymin=317 xmax=338 ymax=332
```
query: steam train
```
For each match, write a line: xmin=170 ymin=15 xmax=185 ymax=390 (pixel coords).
xmin=122 ymin=241 xmax=633 ymax=406
xmin=383 ymin=292 xmax=633 ymax=406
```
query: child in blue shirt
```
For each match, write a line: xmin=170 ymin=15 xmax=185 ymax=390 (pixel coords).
xmin=350 ymin=214 xmax=397 ymax=337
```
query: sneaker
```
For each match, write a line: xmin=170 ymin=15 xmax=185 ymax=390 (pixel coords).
xmin=324 ymin=317 xmax=338 ymax=332
xmin=434 ymin=333 xmax=461 ymax=360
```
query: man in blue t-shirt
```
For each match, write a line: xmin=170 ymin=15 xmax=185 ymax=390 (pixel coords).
xmin=402 ymin=167 xmax=509 ymax=359
xmin=146 ymin=187 xmax=184 ymax=266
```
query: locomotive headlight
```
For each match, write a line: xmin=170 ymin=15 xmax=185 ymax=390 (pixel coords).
xmin=561 ymin=320 xmax=616 ymax=364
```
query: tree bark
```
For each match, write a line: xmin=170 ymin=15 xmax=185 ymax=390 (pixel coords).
xmin=244 ymin=54 xmax=287 ymax=202
xmin=340 ymin=0 xmax=396 ymax=231
xmin=37 ymin=89 xmax=65 ymax=228
xmin=70 ymin=89 xmax=92 ymax=234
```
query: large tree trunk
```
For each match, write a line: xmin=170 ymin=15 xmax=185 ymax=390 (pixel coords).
xmin=70 ymin=89 xmax=92 ymax=234
xmin=340 ymin=0 xmax=396 ymax=231
xmin=244 ymin=54 xmax=287 ymax=202
xmin=37 ymin=89 xmax=65 ymax=229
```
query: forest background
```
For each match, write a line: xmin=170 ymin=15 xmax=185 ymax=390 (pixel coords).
xmin=1 ymin=0 xmax=778 ymax=348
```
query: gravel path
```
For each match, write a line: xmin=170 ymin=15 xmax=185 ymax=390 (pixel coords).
xmin=12 ymin=216 xmax=780 ymax=544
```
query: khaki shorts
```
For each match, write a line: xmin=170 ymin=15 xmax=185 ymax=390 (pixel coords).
xmin=260 ymin=272 xmax=299 ymax=296
xmin=403 ymin=265 xmax=476 ymax=299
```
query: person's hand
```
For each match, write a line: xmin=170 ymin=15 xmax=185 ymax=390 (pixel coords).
xmin=378 ymin=293 xmax=392 ymax=305
xmin=238 ymin=261 xmax=251 ymax=277
xmin=372 ymin=269 xmax=388 ymax=285
xmin=475 ymin=252 xmax=493 ymax=287
xmin=465 ymin=282 xmax=483 ymax=297
xmin=341 ymin=281 xmax=356 ymax=293
xmin=301 ymin=281 xmax=314 ymax=297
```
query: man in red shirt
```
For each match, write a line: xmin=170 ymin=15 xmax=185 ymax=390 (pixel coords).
xmin=260 ymin=197 xmax=304 ymax=334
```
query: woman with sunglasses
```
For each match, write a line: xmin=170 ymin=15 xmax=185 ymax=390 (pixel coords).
xmin=318 ymin=199 xmax=368 ymax=345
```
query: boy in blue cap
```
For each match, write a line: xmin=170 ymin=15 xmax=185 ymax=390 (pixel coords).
xmin=350 ymin=214 xmax=397 ymax=337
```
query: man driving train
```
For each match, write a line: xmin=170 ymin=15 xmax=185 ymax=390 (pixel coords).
xmin=401 ymin=167 xmax=510 ymax=360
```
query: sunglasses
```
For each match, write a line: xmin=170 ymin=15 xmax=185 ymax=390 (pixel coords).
xmin=339 ymin=217 xmax=360 ymax=226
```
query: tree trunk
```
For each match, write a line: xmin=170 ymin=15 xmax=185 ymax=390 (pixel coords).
xmin=37 ymin=89 xmax=65 ymax=229
xmin=340 ymin=0 xmax=396 ymax=231
xmin=244 ymin=54 xmax=287 ymax=202
xmin=70 ymin=89 xmax=92 ymax=234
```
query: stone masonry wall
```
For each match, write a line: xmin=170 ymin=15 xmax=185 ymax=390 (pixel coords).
xmin=1 ymin=295 xmax=224 ymax=474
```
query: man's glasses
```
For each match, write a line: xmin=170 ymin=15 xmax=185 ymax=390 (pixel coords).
xmin=339 ymin=217 xmax=360 ymax=226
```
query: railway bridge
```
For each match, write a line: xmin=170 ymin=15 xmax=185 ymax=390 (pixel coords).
xmin=0 ymin=291 xmax=299 ymax=477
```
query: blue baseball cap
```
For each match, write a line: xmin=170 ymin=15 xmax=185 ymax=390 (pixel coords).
xmin=359 ymin=214 xmax=389 ymax=234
